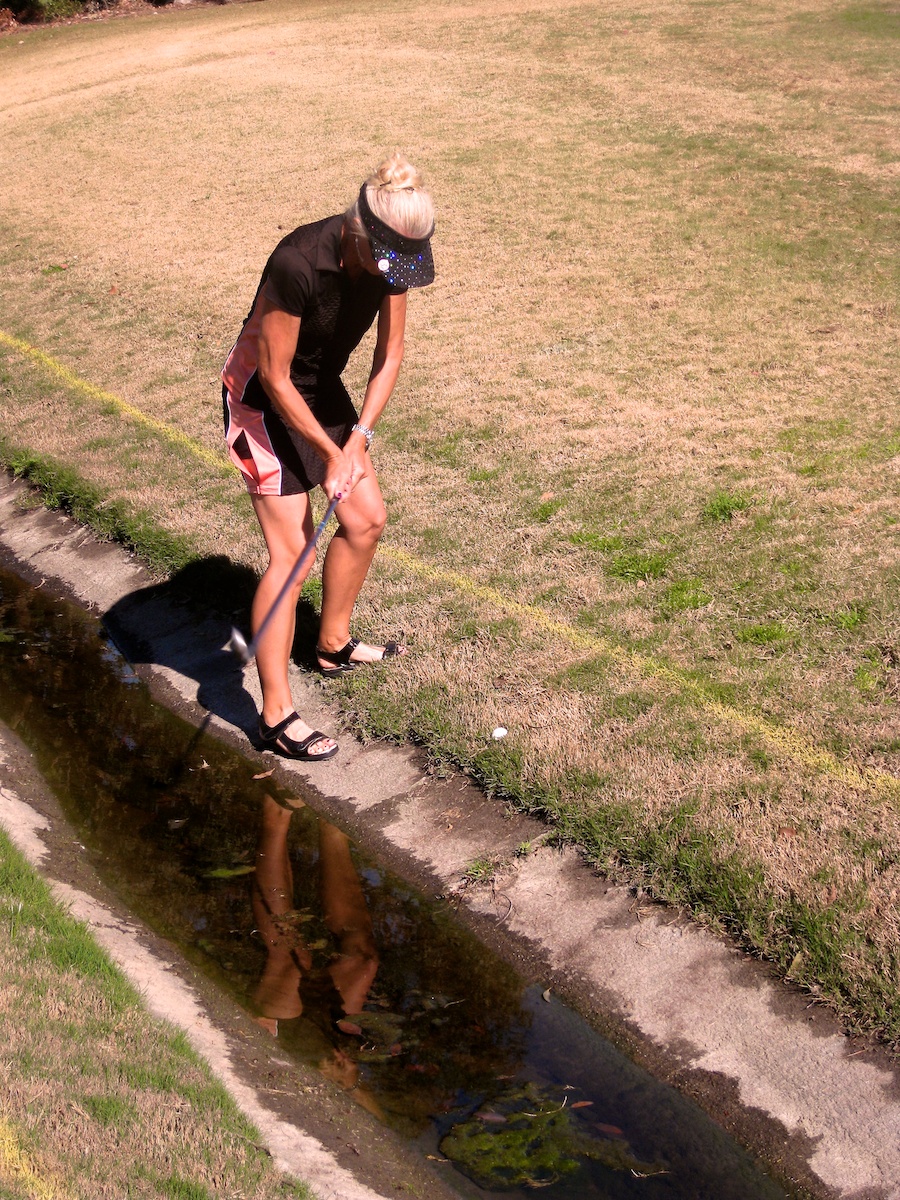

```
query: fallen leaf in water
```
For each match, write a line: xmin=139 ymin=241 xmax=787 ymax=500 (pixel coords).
xmin=570 ymin=1100 xmax=594 ymax=1109
xmin=336 ymin=1020 xmax=363 ymax=1036
xmin=405 ymin=1062 xmax=440 ymax=1076
xmin=476 ymin=1112 xmax=507 ymax=1124
xmin=595 ymin=1122 xmax=625 ymax=1138
xmin=357 ymin=1049 xmax=394 ymax=1063
xmin=204 ymin=865 xmax=255 ymax=878
xmin=253 ymin=769 xmax=275 ymax=780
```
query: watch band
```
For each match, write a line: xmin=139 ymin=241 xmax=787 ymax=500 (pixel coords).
xmin=351 ymin=422 xmax=375 ymax=448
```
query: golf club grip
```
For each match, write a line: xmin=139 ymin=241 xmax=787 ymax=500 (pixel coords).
xmin=248 ymin=494 xmax=341 ymax=658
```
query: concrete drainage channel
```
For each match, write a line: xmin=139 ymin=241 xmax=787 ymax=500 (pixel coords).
xmin=1 ymin=473 xmax=899 ymax=1200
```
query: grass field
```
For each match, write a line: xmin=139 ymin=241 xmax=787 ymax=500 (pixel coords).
xmin=0 ymin=0 xmax=898 ymax=1045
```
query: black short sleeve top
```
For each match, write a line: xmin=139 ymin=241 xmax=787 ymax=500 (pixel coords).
xmin=243 ymin=215 xmax=405 ymax=415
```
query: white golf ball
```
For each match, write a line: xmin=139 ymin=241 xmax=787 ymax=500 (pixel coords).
xmin=492 ymin=727 xmax=508 ymax=740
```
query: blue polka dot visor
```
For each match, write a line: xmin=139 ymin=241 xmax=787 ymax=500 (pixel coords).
xmin=358 ymin=185 xmax=435 ymax=289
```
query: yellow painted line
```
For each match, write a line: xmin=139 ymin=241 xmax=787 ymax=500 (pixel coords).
xmin=384 ymin=547 xmax=900 ymax=801
xmin=3 ymin=330 xmax=898 ymax=800
xmin=0 ymin=331 xmax=233 ymax=477
xmin=0 ymin=1117 xmax=64 ymax=1199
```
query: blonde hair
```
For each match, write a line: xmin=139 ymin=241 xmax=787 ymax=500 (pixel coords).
xmin=346 ymin=153 xmax=435 ymax=241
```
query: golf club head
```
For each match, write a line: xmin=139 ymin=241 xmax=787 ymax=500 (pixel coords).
xmin=227 ymin=626 xmax=252 ymax=664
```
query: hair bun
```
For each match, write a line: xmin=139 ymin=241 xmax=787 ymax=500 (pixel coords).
xmin=375 ymin=153 xmax=422 ymax=193
xmin=351 ymin=152 xmax=435 ymax=243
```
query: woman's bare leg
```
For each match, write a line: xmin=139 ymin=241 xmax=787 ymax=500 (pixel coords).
xmin=319 ymin=821 xmax=378 ymax=1015
xmin=250 ymin=795 xmax=311 ymax=1025
xmin=317 ymin=470 xmax=403 ymax=665
xmin=251 ymin=492 xmax=337 ymax=755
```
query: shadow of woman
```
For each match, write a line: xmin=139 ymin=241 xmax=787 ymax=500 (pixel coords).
xmin=101 ymin=555 xmax=321 ymax=746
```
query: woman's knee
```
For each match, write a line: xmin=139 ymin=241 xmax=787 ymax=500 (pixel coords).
xmin=264 ymin=543 xmax=317 ymax=587
xmin=368 ymin=503 xmax=387 ymax=541
xmin=361 ymin=508 xmax=387 ymax=547
xmin=341 ymin=501 xmax=387 ymax=546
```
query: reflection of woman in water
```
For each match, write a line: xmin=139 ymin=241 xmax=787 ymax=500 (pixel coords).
xmin=251 ymin=794 xmax=381 ymax=1113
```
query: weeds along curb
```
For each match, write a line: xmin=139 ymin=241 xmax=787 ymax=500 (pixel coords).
xmin=0 ymin=439 xmax=198 ymax=577
xmin=335 ymin=685 xmax=900 ymax=1050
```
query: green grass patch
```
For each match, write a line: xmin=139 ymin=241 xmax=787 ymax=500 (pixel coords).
xmin=569 ymin=531 xmax=627 ymax=554
xmin=607 ymin=551 xmax=671 ymax=583
xmin=160 ymin=1177 xmax=214 ymax=1200
xmin=532 ymin=497 xmax=565 ymax=522
xmin=0 ymin=829 xmax=311 ymax=1198
xmin=0 ymin=440 xmax=197 ymax=576
xmin=81 ymin=1094 xmax=137 ymax=1127
xmin=701 ymin=490 xmax=751 ymax=523
xmin=734 ymin=622 xmax=791 ymax=648
xmin=821 ymin=603 xmax=868 ymax=632
xmin=659 ymin=578 xmax=712 ymax=617
xmin=838 ymin=5 xmax=900 ymax=39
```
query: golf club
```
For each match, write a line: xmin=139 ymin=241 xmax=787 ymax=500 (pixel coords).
xmin=228 ymin=493 xmax=341 ymax=666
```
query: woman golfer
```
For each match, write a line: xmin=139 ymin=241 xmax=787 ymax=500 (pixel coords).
xmin=222 ymin=154 xmax=435 ymax=760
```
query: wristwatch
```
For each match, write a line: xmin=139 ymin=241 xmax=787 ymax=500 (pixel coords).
xmin=351 ymin=422 xmax=375 ymax=449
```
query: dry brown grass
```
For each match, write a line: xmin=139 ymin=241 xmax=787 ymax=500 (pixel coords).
xmin=0 ymin=0 xmax=898 ymax=1036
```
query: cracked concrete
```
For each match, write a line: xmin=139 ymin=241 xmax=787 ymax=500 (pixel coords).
xmin=1 ymin=472 xmax=900 ymax=1200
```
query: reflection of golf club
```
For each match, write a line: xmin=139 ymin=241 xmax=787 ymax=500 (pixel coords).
xmin=229 ymin=494 xmax=341 ymax=666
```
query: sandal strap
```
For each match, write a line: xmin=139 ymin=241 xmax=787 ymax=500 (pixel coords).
xmin=259 ymin=710 xmax=301 ymax=741
xmin=316 ymin=637 xmax=359 ymax=666
xmin=277 ymin=727 xmax=337 ymax=759
xmin=291 ymin=730 xmax=331 ymax=755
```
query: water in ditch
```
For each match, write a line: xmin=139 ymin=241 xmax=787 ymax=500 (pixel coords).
xmin=0 ymin=560 xmax=794 ymax=1200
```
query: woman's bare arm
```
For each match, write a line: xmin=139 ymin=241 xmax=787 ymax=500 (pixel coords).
xmin=256 ymin=300 xmax=352 ymax=499
xmin=343 ymin=291 xmax=407 ymax=481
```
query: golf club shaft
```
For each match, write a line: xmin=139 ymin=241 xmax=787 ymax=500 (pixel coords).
xmin=244 ymin=494 xmax=341 ymax=663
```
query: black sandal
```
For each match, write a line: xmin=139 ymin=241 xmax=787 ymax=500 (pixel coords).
xmin=316 ymin=636 xmax=403 ymax=679
xmin=258 ymin=711 xmax=338 ymax=761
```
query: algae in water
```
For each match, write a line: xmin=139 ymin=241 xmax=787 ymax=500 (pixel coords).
xmin=439 ymin=1083 xmax=665 ymax=1190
